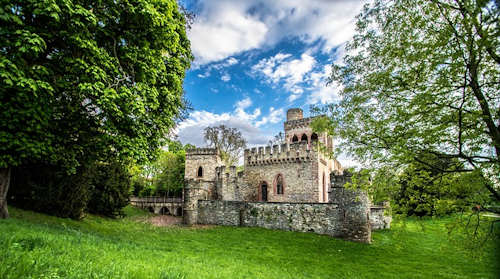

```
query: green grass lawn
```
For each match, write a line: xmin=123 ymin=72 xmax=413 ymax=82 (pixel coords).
xmin=1 ymin=206 xmax=498 ymax=278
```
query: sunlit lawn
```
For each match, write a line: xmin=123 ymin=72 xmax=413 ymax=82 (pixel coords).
xmin=0 ymin=206 xmax=498 ymax=278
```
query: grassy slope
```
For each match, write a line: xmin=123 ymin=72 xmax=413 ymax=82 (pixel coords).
xmin=0 ymin=206 xmax=498 ymax=279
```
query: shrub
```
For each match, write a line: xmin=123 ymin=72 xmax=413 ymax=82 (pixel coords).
xmin=86 ymin=161 xmax=131 ymax=218
xmin=10 ymin=162 xmax=93 ymax=220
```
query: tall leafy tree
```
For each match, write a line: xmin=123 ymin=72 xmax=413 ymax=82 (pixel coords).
xmin=203 ymin=125 xmax=247 ymax=167
xmin=154 ymin=149 xmax=185 ymax=197
xmin=0 ymin=0 xmax=193 ymax=218
xmin=313 ymin=0 xmax=500 ymax=211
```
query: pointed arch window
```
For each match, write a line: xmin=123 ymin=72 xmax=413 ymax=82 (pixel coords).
xmin=292 ymin=135 xmax=299 ymax=142
xmin=301 ymin=134 xmax=308 ymax=142
xmin=276 ymin=174 xmax=284 ymax=195
xmin=311 ymin=133 xmax=318 ymax=142
xmin=197 ymin=166 xmax=203 ymax=177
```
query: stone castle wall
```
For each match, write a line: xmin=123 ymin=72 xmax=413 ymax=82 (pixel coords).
xmin=370 ymin=206 xmax=392 ymax=230
xmin=215 ymin=166 xmax=254 ymax=201
xmin=244 ymin=141 xmax=320 ymax=202
xmin=196 ymin=199 xmax=371 ymax=243
xmin=330 ymin=171 xmax=391 ymax=230
xmin=330 ymin=186 xmax=372 ymax=241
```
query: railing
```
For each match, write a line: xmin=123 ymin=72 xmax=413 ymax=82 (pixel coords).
xmin=130 ymin=197 xmax=183 ymax=204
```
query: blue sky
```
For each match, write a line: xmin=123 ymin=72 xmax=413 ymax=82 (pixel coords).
xmin=177 ymin=0 xmax=371 ymax=167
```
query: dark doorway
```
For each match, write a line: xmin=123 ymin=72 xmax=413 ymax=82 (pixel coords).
xmin=261 ymin=183 xmax=268 ymax=202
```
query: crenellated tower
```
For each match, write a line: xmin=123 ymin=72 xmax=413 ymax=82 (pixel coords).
xmin=183 ymin=148 xmax=222 ymax=224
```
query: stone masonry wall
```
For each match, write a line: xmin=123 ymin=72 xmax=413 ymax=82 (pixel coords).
xmin=183 ymin=179 xmax=217 ymax=224
xmin=370 ymin=206 xmax=392 ymax=230
xmin=185 ymin=148 xmax=221 ymax=181
xmin=197 ymin=200 xmax=371 ymax=243
xmin=329 ymin=186 xmax=371 ymax=241
xmin=216 ymin=166 xmax=254 ymax=201
xmin=244 ymin=141 xmax=319 ymax=202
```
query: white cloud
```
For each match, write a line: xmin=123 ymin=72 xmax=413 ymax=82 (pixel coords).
xmin=225 ymin=57 xmax=238 ymax=66
xmin=234 ymin=97 xmax=261 ymax=121
xmin=255 ymin=107 xmax=284 ymax=127
xmin=251 ymin=52 xmax=342 ymax=104
xmin=221 ymin=73 xmax=231 ymax=82
xmin=252 ymin=53 xmax=316 ymax=98
xmin=188 ymin=0 xmax=370 ymax=66
xmin=177 ymin=99 xmax=286 ymax=148
xmin=188 ymin=2 xmax=268 ymax=66
xmin=306 ymin=64 xmax=342 ymax=104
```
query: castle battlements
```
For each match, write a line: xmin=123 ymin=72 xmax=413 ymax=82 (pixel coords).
xmin=215 ymin=166 xmax=244 ymax=180
xmin=284 ymin=116 xmax=314 ymax=130
xmin=244 ymin=141 xmax=316 ymax=166
xmin=186 ymin=148 xmax=219 ymax=156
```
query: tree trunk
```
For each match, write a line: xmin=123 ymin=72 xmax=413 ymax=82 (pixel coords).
xmin=0 ymin=167 xmax=11 ymax=219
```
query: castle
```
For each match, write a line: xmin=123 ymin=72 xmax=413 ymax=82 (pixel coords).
xmin=183 ymin=108 xmax=390 ymax=243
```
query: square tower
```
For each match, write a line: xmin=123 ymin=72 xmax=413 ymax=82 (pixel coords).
xmin=185 ymin=148 xmax=222 ymax=182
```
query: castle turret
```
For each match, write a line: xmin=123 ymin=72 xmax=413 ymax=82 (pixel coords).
xmin=286 ymin=108 xmax=303 ymax=121
xmin=183 ymin=148 xmax=222 ymax=224
xmin=185 ymin=148 xmax=222 ymax=181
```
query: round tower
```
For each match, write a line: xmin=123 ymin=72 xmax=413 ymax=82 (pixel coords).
xmin=286 ymin=108 xmax=303 ymax=121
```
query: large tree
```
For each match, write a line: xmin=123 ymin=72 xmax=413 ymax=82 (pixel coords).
xmin=312 ymin=0 xmax=499 ymax=210
xmin=203 ymin=125 xmax=247 ymax=167
xmin=0 ymin=0 xmax=193 ymax=218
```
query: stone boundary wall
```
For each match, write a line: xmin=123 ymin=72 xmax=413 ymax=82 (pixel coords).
xmin=197 ymin=200 xmax=371 ymax=243
xmin=370 ymin=206 xmax=392 ymax=230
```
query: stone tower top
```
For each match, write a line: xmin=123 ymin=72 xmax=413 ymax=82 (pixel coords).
xmin=286 ymin=108 xmax=303 ymax=121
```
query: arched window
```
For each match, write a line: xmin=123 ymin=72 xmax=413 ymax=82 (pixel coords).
xmin=301 ymin=134 xmax=308 ymax=142
xmin=197 ymin=166 xmax=203 ymax=177
xmin=292 ymin=135 xmax=299 ymax=142
xmin=275 ymin=174 xmax=284 ymax=195
xmin=260 ymin=182 xmax=268 ymax=202
xmin=311 ymin=133 xmax=318 ymax=142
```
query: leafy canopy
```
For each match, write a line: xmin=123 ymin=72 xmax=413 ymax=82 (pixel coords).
xmin=312 ymin=0 xmax=500 ymax=206
xmin=130 ymin=140 xmax=190 ymax=197
xmin=0 ymin=0 xmax=193 ymax=169
xmin=0 ymin=0 xmax=193 ymax=218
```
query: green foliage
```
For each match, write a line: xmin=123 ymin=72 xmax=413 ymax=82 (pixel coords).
xmin=86 ymin=161 xmax=131 ymax=218
xmin=312 ymin=0 xmax=500 ymax=206
xmin=129 ymin=164 xmax=147 ymax=196
xmin=150 ymin=149 xmax=185 ymax=197
xmin=0 ymin=0 xmax=193 ymax=217
xmin=131 ymin=140 xmax=188 ymax=197
xmin=9 ymin=162 xmax=93 ymax=219
xmin=392 ymin=161 xmax=491 ymax=217
xmin=0 ymin=0 xmax=192 ymax=168
xmin=10 ymin=160 xmax=132 ymax=219
xmin=0 ymin=207 xmax=498 ymax=278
